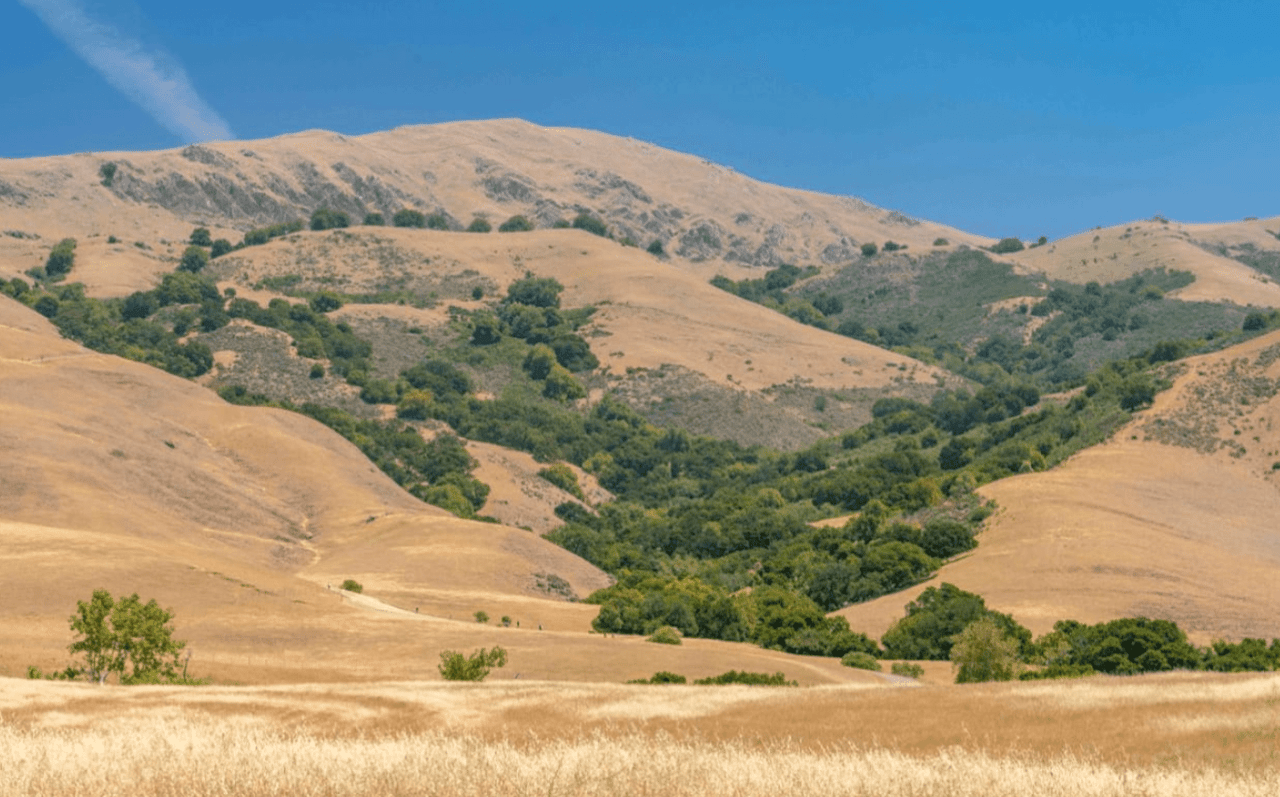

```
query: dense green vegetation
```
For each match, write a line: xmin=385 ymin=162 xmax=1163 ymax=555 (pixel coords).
xmin=879 ymin=583 xmax=1280 ymax=681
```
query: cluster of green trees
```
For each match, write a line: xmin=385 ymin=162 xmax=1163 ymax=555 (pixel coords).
xmin=1 ymin=277 xmax=216 ymax=377
xmin=877 ymin=583 xmax=1280 ymax=682
xmin=628 ymin=670 xmax=796 ymax=686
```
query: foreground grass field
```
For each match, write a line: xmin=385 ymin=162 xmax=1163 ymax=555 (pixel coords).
xmin=3 ymin=672 xmax=1277 ymax=795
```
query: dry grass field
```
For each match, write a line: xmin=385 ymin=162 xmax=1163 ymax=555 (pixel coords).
xmin=1 ymin=672 xmax=1277 ymax=795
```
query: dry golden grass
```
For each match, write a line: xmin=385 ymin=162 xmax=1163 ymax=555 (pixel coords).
xmin=2 ymin=672 xmax=1277 ymax=796
xmin=1014 ymin=216 xmax=1280 ymax=307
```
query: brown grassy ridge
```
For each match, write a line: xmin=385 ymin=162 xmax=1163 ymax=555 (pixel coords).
xmin=2 ymin=672 xmax=1278 ymax=795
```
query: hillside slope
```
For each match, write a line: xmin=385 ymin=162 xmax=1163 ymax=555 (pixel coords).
xmin=837 ymin=328 xmax=1280 ymax=643
xmin=0 ymin=296 xmax=893 ymax=687
xmin=0 ymin=118 xmax=988 ymax=297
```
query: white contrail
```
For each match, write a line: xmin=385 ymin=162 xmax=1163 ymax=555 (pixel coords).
xmin=17 ymin=0 xmax=235 ymax=143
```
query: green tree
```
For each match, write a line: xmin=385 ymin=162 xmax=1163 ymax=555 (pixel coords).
xmin=951 ymin=616 xmax=1022 ymax=682
xmin=45 ymin=238 xmax=77 ymax=279
xmin=860 ymin=242 xmax=878 ymax=257
xmin=363 ymin=212 xmax=385 ymax=226
xmin=189 ymin=227 xmax=213 ymax=246
xmin=466 ymin=216 xmax=492 ymax=233
xmin=571 ymin=212 xmax=609 ymax=237
xmin=210 ymin=239 xmax=233 ymax=258
xmin=393 ymin=209 xmax=427 ymax=228
xmin=426 ymin=213 xmax=452 ymax=230
xmin=309 ymin=208 xmax=351 ymax=231
xmin=68 ymin=589 xmax=186 ymax=685
xmin=498 ymin=214 xmax=535 ymax=232
xmin=646 ymin=239 xmax=665 ymax=257
xmin=438 ymin=646 xmax=508 ymax=681
xmin=990 ymin=237 xmax=1025 ymax=254
xmin=178 ymin=245 xmax=210 ymax=273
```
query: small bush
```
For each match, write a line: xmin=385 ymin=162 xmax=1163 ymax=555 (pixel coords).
xmin=45 ymin=238 xmax=76 ymax=279
xmin=647 ymin=626 xmax=683 ymax=645
xmin=210 ymin=239 xmax=233 ymax=258
xmin=990 ymin=237 xmax=1025 ymax=254
xmin=178 ymin=245 xmax=210 ymax=273
xmin=628 ymin=671 xmax=687 ymax=684
xmin=466 ymin=217 xmax=492 ymax=233
xmin=474 ymin=610 xmax=489 ymax=624
xmin=537 ymin=463 xmax=584 ymax=499
xmin=393 ymin=209 xmax=426 ymax=228
xmin=309 ymin=363 xmax=325 ymax=379
xmin=933 ymin=238 xmax=949 ymax=246
xmin=310 ymin=208 xmax=351 ymax=231
xmin=646 ymin=239 xmax=665 ymax=257
xmin=860 ymin=242 xmax=878 ymax=257
xmin=339 ymin=579 xmax=363 ymax=593
xmin=438 ymin=646 xmax=507 ymax=681
xmin=498 ymin=215 xmax=535 ymax=232
xmin=189 ymin=227 xmax=213 ymax=246
xmin=1243 ymin=312 xmax=1268 ymax=332
xmin=693 ymin=670 xmax=796 ymax=686
xmin=890 ymin=662 xmax=924 ymax=679
xmin=363 ymin=212 xmax=385 ymax=226
xmin=426 ymin=213 xmax=451 ymax=231
xmin=882 ymin=241 xmax=904 ymax=252
xmin=571 ymin=213 xmax=609 ymax=237
xmin=840 ymin=651 xmax=882 ymax=671
xmin=99 ymin=162 xmax=116 ymax=187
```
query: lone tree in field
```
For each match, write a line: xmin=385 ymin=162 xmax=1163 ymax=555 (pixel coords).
xmin=68 ymin=589 xmax=186 ymax=684
xmin=951 ymin=616 xmax=1022 ymax=683
xmin=438 ymin=646 xmax=507 ymax=681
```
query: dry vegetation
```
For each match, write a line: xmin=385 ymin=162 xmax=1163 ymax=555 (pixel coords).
xmin=2 ymin=672 xmax=1278 ymax=796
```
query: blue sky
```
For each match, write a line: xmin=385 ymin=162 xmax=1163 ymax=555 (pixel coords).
xmin=3 ymin=0 xmax=1277 ymax=240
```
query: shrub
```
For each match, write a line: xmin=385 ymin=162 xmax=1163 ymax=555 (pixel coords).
xmin=363 ymin=212 xmax=385 ymax=226
xmin=309 ymin=292 xmax=344 ymax=313
xmin=178 ymin=246 xmax=210 ymax=273
xmin=933 ymin=238 xmax=949 ymax=246
xmin=890 ymin=661 xmax=924 ymax=679
xmin=99 ymin=162 xmax=117 ymax=187
xmin=309 ymin=363 xmax=325 ymax=379
xmin=45 ymin=238 xmax=77 ymax=279
xmin=438 ymin=646 xmax=507 ymax=681
xmin=474 ymin=611 xmax=489 ymax=623
xmin=647 ymin=626 xmax=683 ymax=645
xmin=210 ymin=239 xmax=233 ymax=258
xmin=538 ymin=463 xmax=585 ymax=499
xmin=189 ymin=227 xmax=213 ymax=246
xmin=952 ymin=616 xmax=1022 ymax=683
xmin=882 ymin=241 xmax=904 ymax=252
xmin=990 ymin=237 xmax=1025 ymax=254
xmin=552 ymin=219 xmax=571 ymax=229
xmin=498 ymin=215 xmax=535 ymax=232
xmin=1243 ymin=312 xmax=1268 ymax=332
xmin=309 ymin=208 xmax=351 ymax=231
xmin=628 ymin=671 xmax=687 ymax=684
xmin=860 ymin=242 xmax=878 ymax=257
xmin=466 ymin=217 xmax=492 ymax=233
xmin=571 ymin=212 xmax=609 ymax=237
xmin=693 ymin=670 xmax=796 ymax=686
xmin=840 ymin=651 xmax=882 ymax=671
xmin=426 ymin=213 xmax=451 ymax=231
xmin=646 ymin=239 xmax=665 ymax=257
xmin=339 ymin=579 xmax=363 ymax=593
xmin=393 ymin=209 xmax=426 ymax=228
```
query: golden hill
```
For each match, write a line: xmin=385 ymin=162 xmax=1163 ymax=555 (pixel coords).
xmin=838 ymin=328 xmax=1280 ymax=643
xmin=0 ymin=118 xmax=988 ymax=296
xmin=0 ymin=296 xmax=888 ymax=687
xmin=1012 ymin=216 xmax=1280 ymax=307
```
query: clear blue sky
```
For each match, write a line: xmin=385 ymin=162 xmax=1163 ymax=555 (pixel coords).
xmin=3 ymin=0 xmax=1277 ymax=240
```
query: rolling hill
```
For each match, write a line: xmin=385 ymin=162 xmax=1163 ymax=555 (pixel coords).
xmin=2 ymin=119 xmax=1280 ymax=688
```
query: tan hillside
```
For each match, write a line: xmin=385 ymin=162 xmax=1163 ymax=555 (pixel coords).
xmin=1013 ymin=216 xmax=1280 ymax=306
xmin=838 ymin=328 xmax=1280 ymax=643
xmin=0 ymin=296 xmax=891 ymax=686
xmin=0 ymin=118 xmax=990 ymax=297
